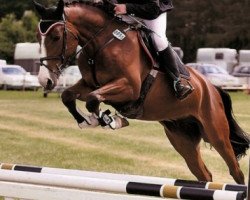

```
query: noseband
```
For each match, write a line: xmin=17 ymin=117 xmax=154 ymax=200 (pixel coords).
xmin=38 ymin=15 xmax=77 ymax=76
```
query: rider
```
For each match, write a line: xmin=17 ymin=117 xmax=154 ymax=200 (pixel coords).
xmin=113 ymin=0 xmax=193 ymax=100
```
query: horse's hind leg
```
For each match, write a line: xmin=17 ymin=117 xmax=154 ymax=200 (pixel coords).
xmin=202 ymin=119 xmax=245 ymax=184
xmin=161 ymin=121 xmax=213 ymax=181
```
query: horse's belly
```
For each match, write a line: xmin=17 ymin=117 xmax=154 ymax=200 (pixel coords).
xmin=139 ymin=73 xmax=198 ymax=121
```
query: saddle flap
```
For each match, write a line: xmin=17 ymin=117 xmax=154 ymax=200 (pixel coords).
xmin=137 ymin=31 xmax=158 ymax=69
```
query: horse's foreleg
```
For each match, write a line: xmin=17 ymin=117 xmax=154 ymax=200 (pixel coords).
xmin=61 ymin=80 xmax=99 ymax=128
xmin=85 ymin=78 xmax=136 ymax=129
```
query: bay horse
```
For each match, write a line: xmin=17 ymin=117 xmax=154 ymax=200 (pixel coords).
xmin=34 ymin=0 xmax=249 ymax=184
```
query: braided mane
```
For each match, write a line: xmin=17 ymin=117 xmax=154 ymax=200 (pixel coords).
xmin=64 ymin=0 xmax=116 ymax=18
xmin=64 ymin=0 xmax=104 ymax=7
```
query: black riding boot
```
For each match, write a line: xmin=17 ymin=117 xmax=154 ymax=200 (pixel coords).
xmin=158 ymin=46 xmax=193 ymax=100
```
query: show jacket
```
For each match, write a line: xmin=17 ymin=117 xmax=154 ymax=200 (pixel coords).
xmin=116 ymin=0 xmax=173 ymax=20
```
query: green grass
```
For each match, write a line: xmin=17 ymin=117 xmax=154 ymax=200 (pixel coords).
xmin=0 ymin=90 xmax=249 ymax=184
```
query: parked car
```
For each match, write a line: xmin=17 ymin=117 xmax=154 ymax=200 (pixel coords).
xmin=232 ymin=65 xmax=250 ymax=77
xmin=231 ymin=65 xmax=250 ymax=90
xmin=58 ymin=65 xmax=81 ymax=87
xmin=186 ymin=63 xmax=244 ymax=90
xmin=43 ymin=65 xmax=81 ymax=97
xmin=0 ymin=64 xmax=40 ymax=90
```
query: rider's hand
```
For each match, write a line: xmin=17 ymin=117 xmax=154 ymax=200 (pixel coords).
xmin=114 ymin=4 xmax=127 ymax=15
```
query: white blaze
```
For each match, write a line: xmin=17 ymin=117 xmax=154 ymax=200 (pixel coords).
xmin=38 ymin=36 xmax=58 ymax=89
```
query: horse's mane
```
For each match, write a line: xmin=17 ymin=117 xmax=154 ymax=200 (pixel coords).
xmin=65 ymin=0 xmax=103 ymax=7
xmin=64 ymin=0 xmax=115 ymax=16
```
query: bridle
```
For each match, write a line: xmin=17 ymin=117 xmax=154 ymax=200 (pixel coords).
xmin=37 ymin=0 xmax=130 ymax=83
xmin=38 ymin=15 xmax=78 ymax=77
xmin=38 ymin=13 xmax=116 ymax=78
xmin=38 ymin=12 xmax=118 ymax=78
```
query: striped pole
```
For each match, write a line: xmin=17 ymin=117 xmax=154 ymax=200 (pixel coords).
xmin=248 ymin=156 xmax=250 ymax=200
xmin=0 ymin=181 xmax=170 ymax=200
xmin=0 ymin=169 xmax=246 ymax=200
xmin=0 ymin=163 xmax=247 ymax=194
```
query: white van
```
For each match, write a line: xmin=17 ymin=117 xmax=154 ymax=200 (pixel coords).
xmin=196 ymin=48 xmax=237 ymax=73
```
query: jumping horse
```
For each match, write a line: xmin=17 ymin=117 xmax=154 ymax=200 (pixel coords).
xmin=34 ymin=0 xmax=249 ymax=184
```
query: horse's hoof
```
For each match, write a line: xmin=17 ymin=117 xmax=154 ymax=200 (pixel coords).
xmin=120 ymin=117 xmax=129 ymax=128
xmin=101 ymin=115 xmax=129 ymax=130
xmin=89 ymin=114 xmax=100 ymax=127
xmin=113 ymin=115 xmax=129 ymax=129
xmin=78 ymin=121 xmax=90 ymax=129
xmin=78 ymin=114 xmax=100 ymax=129
xmin=76 ymin=108 xmax=100 ymax=129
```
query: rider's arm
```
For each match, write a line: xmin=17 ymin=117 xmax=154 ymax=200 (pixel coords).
xmin=126 ymin=0 xmax=160 ymax=20
xmin=114 ymin=0 xmax=161 ymax=20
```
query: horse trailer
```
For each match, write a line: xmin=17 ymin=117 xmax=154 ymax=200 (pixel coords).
xmin=14 ymin=43 xmax=42 ymax=75
xmin=238 ymin=50 xmax=250 ymax=65
xmin=196 ymin=48 xmax=238 ymax=73
xmin=0 ymin=59 xmax=7 ymax=65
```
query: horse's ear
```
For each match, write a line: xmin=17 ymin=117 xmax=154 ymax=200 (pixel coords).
xmin=33 ymin=0 xmax=46 ymax=17
xmin=55 ymin=0 xmax=64 ymax=18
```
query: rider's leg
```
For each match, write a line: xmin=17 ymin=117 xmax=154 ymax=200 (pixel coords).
xmin=158 ymin=45 xmax=193 ymax=99
xmin=144 ymin=13 xmax=193 ymax=100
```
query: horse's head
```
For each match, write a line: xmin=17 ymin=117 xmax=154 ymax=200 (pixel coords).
xmin=34 ymin=0 xmax=79 ymax=90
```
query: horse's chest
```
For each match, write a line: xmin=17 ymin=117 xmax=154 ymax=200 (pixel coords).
xmin=82 ymin=66 xmax=114 ymax=88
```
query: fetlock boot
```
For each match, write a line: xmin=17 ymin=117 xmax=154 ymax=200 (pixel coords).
xmin=158 ymin=46 xmax=193 ymax=100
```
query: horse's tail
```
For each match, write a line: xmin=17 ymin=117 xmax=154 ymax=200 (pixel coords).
xmin=216 ymin=86 xmax=250 ymax=159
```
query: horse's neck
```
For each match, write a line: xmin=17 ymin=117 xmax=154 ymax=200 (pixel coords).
xmin=66 ymin=5 xmax=111 ymax=42
xmin=66 ymin=4 xmax=151 ymax=81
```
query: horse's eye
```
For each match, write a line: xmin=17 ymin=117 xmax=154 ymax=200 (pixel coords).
xmin=51 ymin=35 xmax=61 ymax=41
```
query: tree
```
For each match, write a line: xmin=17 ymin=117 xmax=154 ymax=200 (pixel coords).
xmin=22 ymin=11 xmax=39 ymax=42
xmin=0 ymin=0 xmax=58 ymax=19
xmin=0 ymin=0 xmax=33 ymax=19
xmin=168 ymin=0 xmax=250 ymax=62
xmin=0 ymin=12 xmax=38 ymax=63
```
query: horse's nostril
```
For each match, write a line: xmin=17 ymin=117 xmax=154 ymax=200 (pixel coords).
xmin=46 ymin=79 xmax=54 ymax=90
xmin=47 ymin=79 xmax=53 ymax=87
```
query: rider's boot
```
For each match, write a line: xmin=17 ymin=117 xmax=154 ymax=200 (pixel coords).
xmin=158 ymin=45 xmax=193 ymax=100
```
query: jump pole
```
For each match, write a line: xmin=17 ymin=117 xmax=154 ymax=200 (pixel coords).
xmin=0 ymin=169 xmax=246 ymax=200
xmin=0 ymin=163 xmax=247 ymax=194
xmin=248 ymin=155 xmax=250 ymax=200
xmin=0 ymin=181 xmax=164 ymax=200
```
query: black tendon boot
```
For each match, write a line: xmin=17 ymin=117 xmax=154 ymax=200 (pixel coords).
xmin=158 ymin=46 xmax=193 ymax=100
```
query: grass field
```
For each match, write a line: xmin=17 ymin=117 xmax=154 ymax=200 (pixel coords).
xmin=0 ymin=90 xmax=249 ymax=184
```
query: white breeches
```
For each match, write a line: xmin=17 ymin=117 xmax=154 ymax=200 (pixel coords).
xmin=143 ymin=13 xmax=169 ymax=51
xmin=120 ymin=12 xmax=169 ymax=51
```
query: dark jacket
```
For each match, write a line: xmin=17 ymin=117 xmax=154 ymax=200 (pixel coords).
xmin=117 ymin=0 xmax=173 ymax=20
